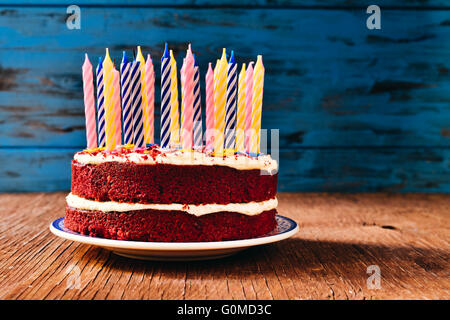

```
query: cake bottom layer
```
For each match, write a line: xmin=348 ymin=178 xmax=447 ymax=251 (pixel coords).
xmin=65 ymin=206 xmax=277 ymax=242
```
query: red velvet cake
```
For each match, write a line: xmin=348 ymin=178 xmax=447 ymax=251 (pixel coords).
xmin=65 ymin=145 xmax=279 ymax=242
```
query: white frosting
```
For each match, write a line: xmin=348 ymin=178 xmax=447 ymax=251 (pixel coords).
xmin=74 ymin=148 xmax=278 ymax=173
xmin=66 ymin=193 xmax=278 ymax=217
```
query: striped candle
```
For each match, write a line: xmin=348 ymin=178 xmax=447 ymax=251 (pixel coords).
xmin=120 ymin=51 xmax=133 ymax=145
xmin=205 ymin=63 xmax=215 ymax=152
xmin=130 ymin=60 xmax=144 ymax=147
xmin=145 ymin=54 xmax=155 ymax=145
xmin=213 ymin=49 xmax=227 ymax=157
xmin=82 ymin=53 xmax=97 ymax=149
xmin=213 ymin=59 xmax=220 ymax=90
xmin=112 ymin=68 xmax=122 ymax=145
xmin=212 ymin=58 xmax=220 ymax=151
xmin=160 ymin=43 xmax=171 ymax=149
xmin=180 ymin=58 xmax=186 ymax=126
xmin=169 ymin=50 xmax=180 ymax=147
xmin=244 ymin=61 xmax=254 ymax=153
xmin=250 ymin=55 xmax=265 ymax=155
xmin=96 ymin=57 xmax=106 ymax=148
xmin=193 ymin=54 xmax=202 ymax=149
xmin=181 ymin=45 xmax=194 ymax=150
xmin=236 ymin=63 xmax=246 ymax=153
xmin=136 ymin=46 xmax=151 ymax=145
xmin=225 ymin=51 xmax=237 ymax=155
xmin=103 ymin=48 xmax=115 ymax=150
xmin=213 ymin=59 xmax=220 ymax=116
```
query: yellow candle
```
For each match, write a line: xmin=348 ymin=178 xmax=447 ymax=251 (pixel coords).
xmin=214 ymin=49 xmax=227 ymax=157
xmin=169 ymin=50 xmax=180 ymax=147
xmin=136 ymin=46 xmax=151 ymax=145
xmin=214 ymin=59 xmax=220 ymax=75
xmin=213 ymin=59 xmax=220 ymax=94
xmin=103 ymin=48 xmax=116 ymax=150
xmin=213 ymin=59 xmax=219 ymax=112
xmin=250 ymin=55 xmax=264 ymax=154
xmin=236 ymin=63 xmax=246 ymax=153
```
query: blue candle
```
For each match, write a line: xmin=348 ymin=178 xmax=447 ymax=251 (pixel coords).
xmin=225 ymin=50 xmax=237 ymax=154
xmin=130 ymin=60 xmax=144 ymax=147
xmin=120 ymin=51 xmax=134 ymax=145
xmin=160 ymin=43 xmax=171 ymax=148
xmin=193 ymin=54 xmax=202 ymax=149
xmin=96 ymin=57 xmax=106 ymax=148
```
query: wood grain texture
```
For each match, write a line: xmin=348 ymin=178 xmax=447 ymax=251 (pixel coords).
xmin=0 ymin=192 xmax=448 ymax=300
xmin=0 ymin=3 xmax=449 ymax=192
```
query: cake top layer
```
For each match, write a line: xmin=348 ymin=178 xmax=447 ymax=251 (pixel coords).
xmin=74 ymin=144 xmax=278 ymax=172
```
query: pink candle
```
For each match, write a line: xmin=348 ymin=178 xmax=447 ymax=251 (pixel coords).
xmin=181 ymin=46 xmax=194 ymax=149
xmin=205 ymin=63 xmax=215 ymax=152
xmin=82 ymin=54 xmax=97 ymax=148
xmin=112 ymin=68 xmax=122 ymax=146
xmin=180 ymin=58 xmax=186 ymax=111
xmin=181 ymin=58 xmax=186 ymax=87
xmin=244 ymin=61 xmax=254 ymax=153
xmin=145 ymin=54 xmax=155 ymax=144
xmin=180 ymin=58 xmax=186 ymax=131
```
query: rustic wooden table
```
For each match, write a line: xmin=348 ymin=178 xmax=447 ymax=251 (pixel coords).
xmin=0 ymin=192 xmax=448 ymax=300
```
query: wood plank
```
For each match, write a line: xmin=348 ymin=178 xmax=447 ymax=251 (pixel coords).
xmin=0 ymin=147 xmax=448 ymax=192
xmin=278 ymin=147 xmax=450 ymax=192
xmin=0 ymin=148 xmax=74 ymax=192
xmin=1 ymin=1 xmax=449 ymax=8
xmin=0 ymin=192 xmax=448 ymax=300
xmin=0 ymin=7 xmax=449 ymax=148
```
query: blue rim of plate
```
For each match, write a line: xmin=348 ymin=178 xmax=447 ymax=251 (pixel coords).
xmin=49 ymin=215 xmax=298 ymax=250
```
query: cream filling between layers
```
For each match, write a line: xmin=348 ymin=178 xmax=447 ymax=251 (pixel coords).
xmin=74 ymin=149 xmax=278 ymax=173
xmin=66 ymin=193 xmax=278 ymax=217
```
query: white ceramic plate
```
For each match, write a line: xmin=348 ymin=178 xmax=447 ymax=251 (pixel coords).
xmin=49 ymin=215 xmax=299 ymax=261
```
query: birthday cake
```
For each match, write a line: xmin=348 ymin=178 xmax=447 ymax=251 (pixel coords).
xmin=65 ymin=145 xmax=278 ymax=242
xmin=65 ymin=44 xmax=277 ymax=242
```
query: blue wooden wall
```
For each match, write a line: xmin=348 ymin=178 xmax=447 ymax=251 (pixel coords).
xmin=0 ymin=1 xmax=449 ymax=192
